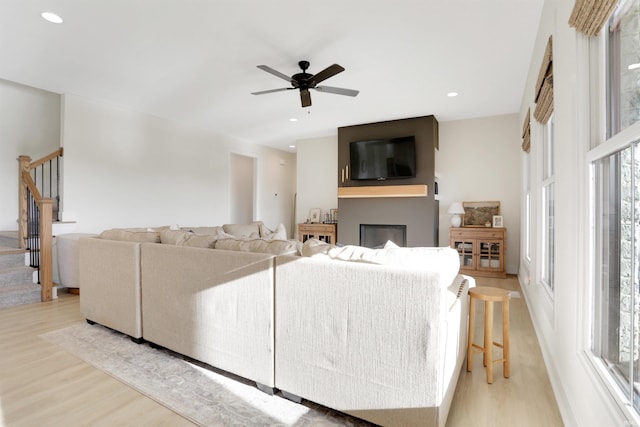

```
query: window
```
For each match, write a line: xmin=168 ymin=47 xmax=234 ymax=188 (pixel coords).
xmin=541 ymin=115 xmax=555 ymax=293
xmin=590 ymin=0 xmax=640 ymax=418
xmin=607 ymin=0 xmax=640 ymax=137
xmin=592 ymin=140 xmax=640 ymax=414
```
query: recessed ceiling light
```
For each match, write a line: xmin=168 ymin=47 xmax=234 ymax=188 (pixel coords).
xmin=447 ymin=92 xmax=459 ymax=97
xmin=289 ymin=118 xmax=298 ymax=122
xmin=628 ymin=63 xmax=640 ymax=70
xmin=289 ymin=145 xmax=296 ymax=149
xmin=41 ymin=12 xmax=63 ymax=24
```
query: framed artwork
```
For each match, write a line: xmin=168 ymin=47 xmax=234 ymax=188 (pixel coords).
xmin=309 ymin=208 xmax=321 ymax=223
xmin=492 ymin=215 xmax=504 ymax=228
xmin=462 ymin=201 xmax=501 ymax=227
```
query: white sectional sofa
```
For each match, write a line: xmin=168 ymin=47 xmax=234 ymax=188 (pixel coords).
xmin=79 ymin=224 xmax=473 ymax=427
xmin=275 ymin=245 xmax=471 ymax=427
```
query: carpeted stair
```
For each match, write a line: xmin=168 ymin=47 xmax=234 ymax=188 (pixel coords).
xmin=0 ymin=231 xmax=41 ymax=309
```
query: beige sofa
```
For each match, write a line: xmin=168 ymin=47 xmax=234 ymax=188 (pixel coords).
xmin=80 ymin=237 xmax=144 ymax=340
xmin=140 ymin=243 xmax=277 ymax=390
xmin=80 ymin=226 xmax=471 ymax=427
xmin=79 ymin=223 xmax=293 ymax=390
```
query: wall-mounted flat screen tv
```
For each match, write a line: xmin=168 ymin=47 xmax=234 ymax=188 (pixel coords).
xmin=349 ymin=136 xmax=416 ymax=180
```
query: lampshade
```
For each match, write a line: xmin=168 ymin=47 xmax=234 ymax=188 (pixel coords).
xmin=448 ymin=202 xmax=465 ymax=215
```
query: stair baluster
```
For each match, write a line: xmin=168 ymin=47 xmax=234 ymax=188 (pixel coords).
xmin=17 ymin=148 xmax=62 ymax=302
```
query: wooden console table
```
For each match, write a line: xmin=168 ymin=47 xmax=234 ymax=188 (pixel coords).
xmin=298 ymin=223 xmax=337 ymax=244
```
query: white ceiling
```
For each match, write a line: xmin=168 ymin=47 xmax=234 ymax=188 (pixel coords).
xmin=0 ymin=0 xmax=543 ymax=152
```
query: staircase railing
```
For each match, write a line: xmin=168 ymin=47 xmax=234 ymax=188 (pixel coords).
xmin=17 ymin=148 xmax=62 ymax=302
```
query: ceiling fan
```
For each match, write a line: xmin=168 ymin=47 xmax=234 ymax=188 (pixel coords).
xmin=251 ymin=60 xmax=359 ymax=108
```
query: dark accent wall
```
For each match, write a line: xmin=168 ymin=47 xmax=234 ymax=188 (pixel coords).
xmin=337 ymin=115 xmax=439 ymax=247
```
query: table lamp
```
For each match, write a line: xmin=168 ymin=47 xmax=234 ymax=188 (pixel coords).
xmin=448 ymin=202 xmax=465 ymax=227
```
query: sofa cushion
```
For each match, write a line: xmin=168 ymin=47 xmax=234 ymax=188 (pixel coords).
xmin=160 ymin=229 xmax=190 ymax=245
xmin=222 ymin=223 xmax=261 ymax=238
xmin=300 ymin=239 xmax=460 ymax=283
xmin=99 ymin=228 xmax=163 ymax=243
xmin=216 ymin=237 xmax=297 ymax=255
xmin=178 ymin=233 xmax=217 ymax=248
xmin=179 ymin=226 xmax=224 ymax=236
xmin=259 ymin=223 xmax=287 ymax=240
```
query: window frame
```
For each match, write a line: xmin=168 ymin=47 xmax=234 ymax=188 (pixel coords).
xmin=540 ymin=114 xmax=555 ymax=295
xmin=523 ymin=129 xmax=532 ymax=267
xmin=583 ymin=2 xmax=640 ymax=423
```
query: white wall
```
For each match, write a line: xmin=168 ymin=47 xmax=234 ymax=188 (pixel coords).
xmin=295 ymin=136 xmax=338 ymax=238
xmin=0 ymin=79 xmax=60 ymax=230
xmin=517 ymin=1 xmax=628 ymax=426
xmin=61 ymin=94 xmax=296 ymax=235
xmin=436 ymin=114 xmax=521 ymax=274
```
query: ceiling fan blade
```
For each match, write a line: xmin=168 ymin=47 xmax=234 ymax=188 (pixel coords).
xmin=300 ymin=89 xmax=312 ymax=107
xmin=310 ymin=64 xmax=345 ymax=85
xmin=257 ymin=65 xmax=293 ymax=83
xmin=314 ymin=86 xmax=359 ymax=97
xmin=251 ymin=88 xmax=292 ymax=95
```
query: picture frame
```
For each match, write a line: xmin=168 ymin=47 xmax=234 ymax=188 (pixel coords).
xmin=309 ymin=208 xmax=321 ymax=223
xmin=492 ymin=215 xmax=504 ymax=228
xmin=462 ymin=201 xmax=501 ymax=227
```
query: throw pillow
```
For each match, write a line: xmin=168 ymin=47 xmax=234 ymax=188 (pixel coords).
xmin=384 ymin=240 xmax=400 ymax=249
xmin=327 ymin=244 xmax=387 ymax=264
xmin=260 ymin=223 xmax=287 ymax=240
xmin=300 ymin=238 xmax=334 ymax=258
xmin=222 ymin=223 xmax=261 ymax=238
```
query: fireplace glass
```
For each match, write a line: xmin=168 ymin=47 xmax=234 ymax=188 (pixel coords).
xmin=360 ymin=224 xmax=407 ymax=248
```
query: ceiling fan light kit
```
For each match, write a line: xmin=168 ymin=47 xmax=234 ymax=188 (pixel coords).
xmin=252 ymin=60 xmax=359 ymax=108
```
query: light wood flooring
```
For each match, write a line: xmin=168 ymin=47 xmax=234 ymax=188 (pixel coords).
xmin=0 ymin=276 xmax=562 ymax=426
xmin=446 ymin=276 xmax=564 ymax=427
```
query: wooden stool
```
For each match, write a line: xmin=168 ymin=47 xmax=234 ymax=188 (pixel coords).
xmin=467 ymin=286 xmax=511 ymax=383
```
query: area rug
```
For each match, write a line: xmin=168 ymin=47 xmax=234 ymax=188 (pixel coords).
xmin=40 ymin=323 xmax=373 ymax=427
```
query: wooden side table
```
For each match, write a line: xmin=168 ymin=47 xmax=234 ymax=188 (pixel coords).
xmin=449 ymin=227 xmax=507 ymax=278
xmin=298 ymin=223 xmax=337 ymax=244
xmin=467 ymin=286 xmax=511 ymax=383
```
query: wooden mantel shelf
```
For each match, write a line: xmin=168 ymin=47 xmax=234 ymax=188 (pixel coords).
xmin=338 ymin=184 xmax=428 ymax=198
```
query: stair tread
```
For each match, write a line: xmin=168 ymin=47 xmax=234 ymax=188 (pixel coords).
xmin=0 ymin=282 xmax=40 ymax=292
xmin=0 ymin=232 xmax=20 ymax=249
xmin=0 ymin=282 xmax=42 ymax=309
xmin=0 ymin=264 xmax=35 ymax=288
xmin=0 ymin=252 xmax=28 ymax=269
xmin=0 ymin=265 xmax=33 ymax=273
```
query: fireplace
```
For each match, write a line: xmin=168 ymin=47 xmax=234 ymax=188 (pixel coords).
xmin=360 ymin=224 xmax=407 ymax=248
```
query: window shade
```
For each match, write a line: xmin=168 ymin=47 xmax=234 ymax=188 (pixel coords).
xmin=522 ymin=109 xmax=531 ymax=153
xmin=534 ymin=37 xmax=554 ymax=124
xmin=569 ymin=0 xmax=619 ymax=36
